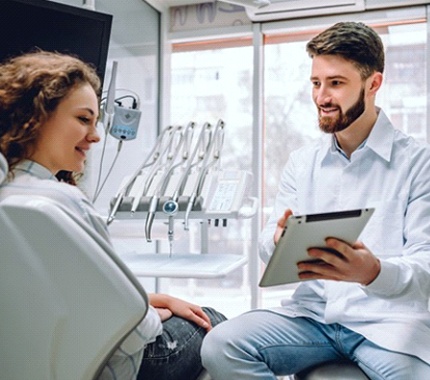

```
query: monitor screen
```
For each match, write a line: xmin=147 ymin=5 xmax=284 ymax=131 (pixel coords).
xmin=0 ymin=0 xmax=112 ymax=83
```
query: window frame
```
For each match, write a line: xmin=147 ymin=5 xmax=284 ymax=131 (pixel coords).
xmin=168 ymin=4 xmax=430 ymax=309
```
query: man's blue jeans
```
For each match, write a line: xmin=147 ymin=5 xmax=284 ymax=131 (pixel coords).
xmin=201 ymin=309 xmax=430 ymax=379
xmin=138 ymin=306 xmax=226 ymax=379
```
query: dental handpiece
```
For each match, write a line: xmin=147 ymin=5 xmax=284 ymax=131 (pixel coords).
xmin=106 ymin=126 xmax=172 ymax=224
xmin=160 ymin=122 xmax=195 ymax=215
xmin=184 ymin=120 xmax=224 ymax=229
xmin=131 ymin=137 xmax=174 ymax=216
xmin=144 ymin=195 xmax=159 ymax=242
xmin=107 ymin=191 xmax=125 ymax=225
xmin=144 ymin=126 xmax=184 ymax=242
xmin=162 ymin=200 xmax=179 ymax=257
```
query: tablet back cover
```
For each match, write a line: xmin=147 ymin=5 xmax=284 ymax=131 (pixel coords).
xmin=259 ymin=208 xmax=374 ymax=287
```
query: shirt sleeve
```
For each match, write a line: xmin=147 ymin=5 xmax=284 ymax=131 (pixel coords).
xmin=138 ymin=306 xmax=163 ymax=344
xmin=259 ymin=155 xmax=299 ymax=264
xmin=363 ymin=144 xmax=430 ymax=303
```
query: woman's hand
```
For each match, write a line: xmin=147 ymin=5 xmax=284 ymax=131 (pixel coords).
xmin=149 ymin=294 xmax=212 ymax=331
xmin=155 ymin=307 xmax=173 ymax=322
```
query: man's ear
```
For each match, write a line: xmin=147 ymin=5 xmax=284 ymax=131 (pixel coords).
xmin=368 ymin=72 xmax=383 ymax=95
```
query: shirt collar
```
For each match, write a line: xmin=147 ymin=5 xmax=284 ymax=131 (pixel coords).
xmin=365 ymin=108 xmax=395 ymax=162
xmin=319 ymin=108 xmax=395 ymax=164
xmin=14 ymin=160 xmax=57 ymax=181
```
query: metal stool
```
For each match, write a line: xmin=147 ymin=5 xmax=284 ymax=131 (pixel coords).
xmin=295 ymin=360 xmax=369 ymax=380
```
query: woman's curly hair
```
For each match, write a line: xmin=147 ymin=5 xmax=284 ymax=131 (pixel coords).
xmin=0 ymin=50 xmax=101 ymax=184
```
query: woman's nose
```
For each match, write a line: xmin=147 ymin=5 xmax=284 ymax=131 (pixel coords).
xmin=87 ymin=124 xmax=101 ymax=143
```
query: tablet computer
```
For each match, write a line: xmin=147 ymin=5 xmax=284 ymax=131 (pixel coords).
xmin=259 ymin=208 xmax=375 ymax=287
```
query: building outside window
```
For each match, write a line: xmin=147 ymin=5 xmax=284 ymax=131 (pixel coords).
xmin=167 ymin=12 xmax=427 ymax=318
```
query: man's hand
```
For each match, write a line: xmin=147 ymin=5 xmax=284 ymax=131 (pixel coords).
xmin=274 ymin=209 xmax=293 ymax=245
xmin=297 ymin=238 xmax=381 ymax=285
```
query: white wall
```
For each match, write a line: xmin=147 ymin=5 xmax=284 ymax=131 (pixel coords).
xmin=48 ymin=0 xmax=160 ymax=215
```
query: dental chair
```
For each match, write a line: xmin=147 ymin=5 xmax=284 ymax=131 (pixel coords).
xmin=0 ymin=195 xmax=149 ymax=380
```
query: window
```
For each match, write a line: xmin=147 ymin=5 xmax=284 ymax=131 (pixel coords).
xmin=262 ymin=20 xmax=427 ymax=212
xmin=168 ymin=13 xmax=428 ymax=317
xmin=171 ymin=44 xmax=253 ymax=169
xmin=168 ymin=43 xmax=255 ymax=317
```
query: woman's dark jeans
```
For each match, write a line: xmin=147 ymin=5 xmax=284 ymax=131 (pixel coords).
xmin=137 ymin=307 xmax=226 ymax=380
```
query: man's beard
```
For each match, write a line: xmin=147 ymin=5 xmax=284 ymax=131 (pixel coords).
xmin=318 ymin=87 xmax=365 ymax=134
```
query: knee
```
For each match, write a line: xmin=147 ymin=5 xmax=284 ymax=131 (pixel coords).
xmin=202 ymin=315 xmax=253 ymax=367
xmin=201 ymin=322 xmax=229 ymax=369
xmin=203 ymin=306 xmax=227 ymax=327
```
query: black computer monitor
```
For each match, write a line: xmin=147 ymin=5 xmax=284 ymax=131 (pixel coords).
xmin=0 ymin=0 xmax=112 ymax=83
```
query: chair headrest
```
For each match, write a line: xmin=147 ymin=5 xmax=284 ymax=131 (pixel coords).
xmin=0 ymin=153 xmax=8 ymax=185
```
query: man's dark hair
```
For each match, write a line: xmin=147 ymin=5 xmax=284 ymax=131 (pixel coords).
xmin=306 ymin=22 xmax=385 ymax=79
